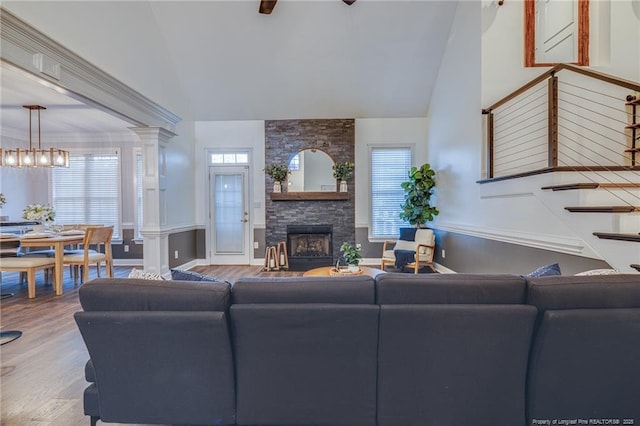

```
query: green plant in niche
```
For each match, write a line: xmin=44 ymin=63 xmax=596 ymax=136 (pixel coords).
xmin=340 ymin=241 xmax=362 ymax=266
xmin=264 ymin=163 xmax=289 ymax=182
xmin=332 ymin=161 xmax=355 ymax=181
xmin=399 ymin=163 xmax=439 ymax=227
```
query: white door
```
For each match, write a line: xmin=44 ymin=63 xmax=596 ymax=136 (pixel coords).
xmin=535 ymin=0 xmax=579 ymax=64
xmin=209 ymin=166 xmax=250 ymax=264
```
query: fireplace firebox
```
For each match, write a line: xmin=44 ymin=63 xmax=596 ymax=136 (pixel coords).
xmin=287 ymin=225 xmax=333 ymax=271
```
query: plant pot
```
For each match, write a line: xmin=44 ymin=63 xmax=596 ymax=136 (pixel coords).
xmin=348 ymin=264 xmax=360 ymax=273
xmin=32 ymin=224 xmax=43 ymax=233
xmin=339 ymin=180 xmax=348 ymax=192
xmin=273 ymin=181 xmax=282 ymax=193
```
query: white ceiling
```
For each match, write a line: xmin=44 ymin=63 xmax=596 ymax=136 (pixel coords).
xmin=1 ymin=0 xmax=459 ymax=137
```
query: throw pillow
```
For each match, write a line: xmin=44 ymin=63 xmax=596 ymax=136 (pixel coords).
xmin=128 ymin=268 xmax=165 ymax=280
xmin=399 ymin=227 xmax=417 ymax=242
xmin=575 ymin=268 xmax=619 ymax=276
xmin=524 ymin=263 xmax=562 ymax=278
xmin=170 ymin=269 xmax=232 ymax=287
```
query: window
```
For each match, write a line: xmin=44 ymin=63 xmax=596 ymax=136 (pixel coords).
xmin=51 ymin=151 xmax=121 ymax=239
xmin=210 ymin=152 xmax=249 ymax=165
xmin=370 ymin=147 xmax=413 ymax=239
xmin=135 ymin=151 xmax=143 ymax=240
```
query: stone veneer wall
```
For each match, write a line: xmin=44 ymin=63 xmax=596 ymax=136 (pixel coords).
xmin=265 ymin=119 xmax=355 ymax=264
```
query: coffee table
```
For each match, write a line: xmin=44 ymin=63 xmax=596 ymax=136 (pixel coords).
xmin=302 ymin=266 xmax=385 ymax=278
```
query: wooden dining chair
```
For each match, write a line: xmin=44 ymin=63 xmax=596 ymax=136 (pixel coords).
xmin=63 ymin=226 xmax=114 ymax=284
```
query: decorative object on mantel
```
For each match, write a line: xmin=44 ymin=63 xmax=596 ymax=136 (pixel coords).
xmin=399 ymin=163 xmax=439 ymax=228
xmin=0 ymin=105 xmax=69 ymax=168
xmin=333 ymin=161 xmax=355 ymax=192
xmin=264 ymin=162 xmax=290 ymax=193
xmin=339 ymin=241 xmax=362 ymax=273
xmin=22 ymin=204 xmax=55 ymax=232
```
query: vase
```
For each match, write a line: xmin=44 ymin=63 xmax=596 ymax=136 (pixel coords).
xmin=273 ymin=181 xmax=282 ymax=193
xmin=32 ymin=224 xmax=43 ymax=233
xmin=339 ymin=180 xmax=348 ymax=192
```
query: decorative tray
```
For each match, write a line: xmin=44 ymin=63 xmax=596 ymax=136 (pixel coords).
xmin=329 ymin=267 xmax=363 ymax=277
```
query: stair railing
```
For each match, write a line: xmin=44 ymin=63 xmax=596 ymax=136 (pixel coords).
xmin=482 ymin=64 xmax=640 ymax=178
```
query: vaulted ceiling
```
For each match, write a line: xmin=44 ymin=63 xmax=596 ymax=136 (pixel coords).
xmin=1 ymin=1 xmax=459 ymax=136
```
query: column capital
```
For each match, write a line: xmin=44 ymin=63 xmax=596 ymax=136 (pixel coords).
xmin=130 ymin=126 xmax=178 ymax=143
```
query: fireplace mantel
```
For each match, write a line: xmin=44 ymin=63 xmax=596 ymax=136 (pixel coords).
xmin=270 ymin=192 xmax=349 ymax=201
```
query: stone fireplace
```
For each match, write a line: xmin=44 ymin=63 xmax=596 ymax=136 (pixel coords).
xmin=287 ymin=224 xmax=333 ymax=271
xmin=265 ymin=119 xmax=355 ymax=269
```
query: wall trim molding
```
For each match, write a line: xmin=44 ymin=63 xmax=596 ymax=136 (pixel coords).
xmin=432 ymin=221 xmax=595 ymax=256
xmin=0 ymin=7 xmax=181 ymax=131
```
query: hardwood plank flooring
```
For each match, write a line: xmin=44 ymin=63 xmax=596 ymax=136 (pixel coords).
xmin=0 ymin=265 xmax=294 ymax=426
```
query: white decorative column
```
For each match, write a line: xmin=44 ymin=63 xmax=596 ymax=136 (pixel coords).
xmin=131 ymin=127 xmax=177 ymax=275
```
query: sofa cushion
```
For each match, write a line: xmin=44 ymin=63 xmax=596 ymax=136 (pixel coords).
xmin=523 ymin=262 xmax=561 ymax=278
xmin=128 ymin=268 xmax=165 ymax=280
xmin=526 ymin=274 xmax=640 ymax=312
xmin=231 ymin=304 xmax=379 ymax=425
xmin=376 ymin=273 xmax=527 ymax=304
xmin=170 ymin=269 xmax=231 ymax=286
xmin=232 ymin=276 xmax=375 ymax=304
xmin=78 ymin=278 xmax=231 ymax=312
xmin=378 ymin=304 xmax=537 ymax=426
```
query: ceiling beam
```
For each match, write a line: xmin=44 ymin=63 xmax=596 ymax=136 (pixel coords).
xmin=259 ymin=0 xmax=277 ymax=14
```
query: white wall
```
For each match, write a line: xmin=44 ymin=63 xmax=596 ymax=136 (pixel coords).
xmin=482 ymin=0 xmax=640 ymax=106
xmin=194 ymin=121 xmax=266 ymax=230
xmin=164 ymin=120 xmax=197 ymax=228
xmin=428 ymin=0 xmax=639 ymax=268
xmin=354 ymin=118 xmax=429 ymax=228
xmin=3 ymin=1 xmax=191 ymax=118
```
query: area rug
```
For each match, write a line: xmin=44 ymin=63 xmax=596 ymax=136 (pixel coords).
xmin=0 ymin=331 xmax=22 ymax=345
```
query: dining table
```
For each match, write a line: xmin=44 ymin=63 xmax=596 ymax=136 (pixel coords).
xmin=1 ymin=232 xmax=85 ymax=296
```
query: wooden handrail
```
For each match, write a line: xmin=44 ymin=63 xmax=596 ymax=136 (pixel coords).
xmin=483 ymin=64 xmax=640 ymax=113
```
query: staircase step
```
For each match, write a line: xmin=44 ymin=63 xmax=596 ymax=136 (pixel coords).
xmin=565 ymin=206 xmax=640 ymax=213
xmin=631 ymin=264 xmax=640 ymax=272
xmin=542 ymin=183 xmax=640 ymax=191
xmin=625 ymin=123 xmax=640 ymax=129
xmin=593 ymin=232 xmax=640 ymax=242
xmin=626 ymin=98 xmax=640 ymax=106
xmin=625 ymin=148 xmax=640 ymax=153
xmin=541 ymin=183 xmax=600 ymax=191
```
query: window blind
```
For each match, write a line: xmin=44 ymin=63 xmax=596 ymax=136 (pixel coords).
xmin=370 ymin=147 xmax=412 ymax=238
xmin=52 ymin=152 xmax=121 ymax=239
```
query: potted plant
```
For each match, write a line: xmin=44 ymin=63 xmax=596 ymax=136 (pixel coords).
xmin=332 ymin=161 xmax=355 ymax=192
xmin=399 ymin=163 xmax=439 ymax=227
xmin=264 ymin=163 xmax=290 ymax=193
xmin=339 ymin=241 xmax=362 ymax=272
xmin=22 ymin=203 xmax=56 ymax=232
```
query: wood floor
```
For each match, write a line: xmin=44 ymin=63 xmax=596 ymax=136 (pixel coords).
xmin=0 ymin=265 xmax=301 ymax=426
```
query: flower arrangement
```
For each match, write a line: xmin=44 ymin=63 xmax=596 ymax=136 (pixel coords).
xmin=332 ymin=161 xmax=355 ymax=181
xmin=22 ymin=204 xmax=56 ymax=222
xmin=264 ymin=163 xmax=290 ymax=182
xmin=0 ymin=193 xmax=5 ymax=209
xmin=340 ymin=241 xmax=362 ymax=266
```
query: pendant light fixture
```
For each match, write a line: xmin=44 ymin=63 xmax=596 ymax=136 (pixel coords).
xmin=0 ymin=105 xmax=69 ymax=168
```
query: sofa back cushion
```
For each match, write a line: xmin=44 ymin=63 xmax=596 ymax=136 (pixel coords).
xmin=78 ymin=278 xmax=231 ymax=311
xmin=75 ymin=311 xmax=235 ymax=425
xmin=527 ymin=308 xmax=640 ymax=422
xmin=376 ymin=273 xmax=526 ymax=304
xmin=232 ymin=276 xmax=375 ymax=304
xmin=526 ymin=274 xmax=640 ymax=311
xmin=231 ymin=304 xmax=379 ymax=425
xmin=378 ymin=304 xmax=537 ymax=426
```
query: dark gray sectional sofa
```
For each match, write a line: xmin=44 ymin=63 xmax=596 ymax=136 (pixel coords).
xmin=74 ymin=273 xmax=640 ymax=426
